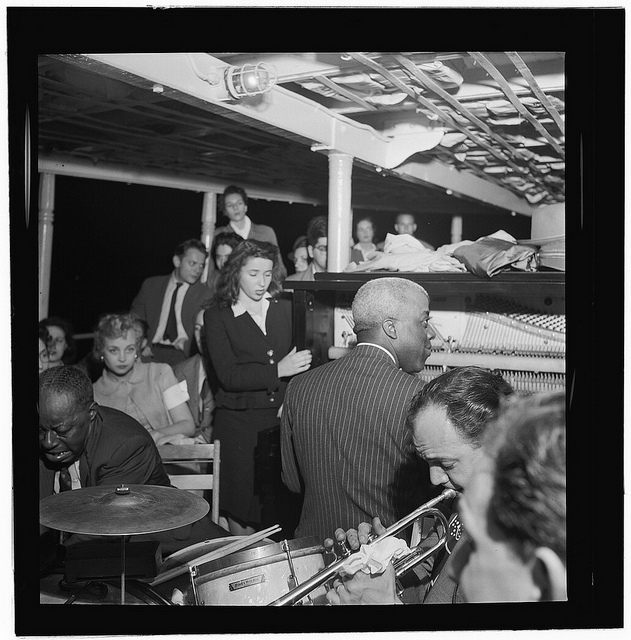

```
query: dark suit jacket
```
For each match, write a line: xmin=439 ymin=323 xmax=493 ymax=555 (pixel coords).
xmin=172 ymin=353 xmax=214 ymax=436
xmin=203 ymin=297 xmax=293 ymax=410
xmin=131 ymin=275 xmax=213 ymax=358
xmin=280 ymin=343 xmax=431 ymax=542
xmin=39 ymin=405 xmax=170 ymax=534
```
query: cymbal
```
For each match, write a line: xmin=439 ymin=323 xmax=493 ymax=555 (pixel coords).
xmin=39 ymin=484 xmax=209 ymax=536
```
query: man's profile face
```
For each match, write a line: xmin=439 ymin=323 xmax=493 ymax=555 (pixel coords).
xmin=394 ymin=214 xmax=417 ymax=236
xmin=411 ymin=403 xmax=483 ymax=493
xmin=174 ymin=248 xmax=206 ymax=284
xmin=39 ymin=392 xmax=92 ymax=466
xmin=393 ymin=292 xmax=433 ymax=375
xmin=308 ymin=236 xmax=328 ymax=271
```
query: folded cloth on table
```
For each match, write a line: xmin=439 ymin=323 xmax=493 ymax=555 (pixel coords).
xmin=345 ymin=249 xmax=467 ymax=273
xmin=339 ymin=537 xmax=412 ymax=577
xmin=453 ymin=230 xmax=539 ymax=278
xmin=382 ymin=233 xmax=432 ymax=254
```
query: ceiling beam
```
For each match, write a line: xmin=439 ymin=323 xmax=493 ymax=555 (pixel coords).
xmin=38 ymin=154 xmax=324 ymax=205
xmin=392 ymin=159 xmax=536 ymax=216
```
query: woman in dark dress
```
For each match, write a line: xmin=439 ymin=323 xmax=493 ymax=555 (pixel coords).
xmin=203 ymin=240 xmax=312 ymax=535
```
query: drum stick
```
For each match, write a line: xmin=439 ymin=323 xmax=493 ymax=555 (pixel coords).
xmin=150 ymin=524 xmax=282 ymax=586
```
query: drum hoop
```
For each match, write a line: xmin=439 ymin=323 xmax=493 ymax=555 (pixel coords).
xmin=194 ymin=544 xmax=325 ymax=586
xmin=192 ymin=536 xmax=323 ymax=575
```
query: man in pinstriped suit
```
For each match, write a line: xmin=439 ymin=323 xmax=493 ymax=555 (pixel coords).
xmin=280 ymin=277 xmax=435 ymax=542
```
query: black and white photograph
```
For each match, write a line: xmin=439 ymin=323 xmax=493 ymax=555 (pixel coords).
xmin=6 ymin=3 xmax=625 ymax=638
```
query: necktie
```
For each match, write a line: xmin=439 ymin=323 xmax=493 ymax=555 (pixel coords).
xmin=59 ymin=466 xmax=72 ymax=492
xmin=163 ymin=282 xmax=183 ymax=342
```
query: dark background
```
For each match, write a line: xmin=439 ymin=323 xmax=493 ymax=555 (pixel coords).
xmin=47 ymin=174 xmax=531 ymax=339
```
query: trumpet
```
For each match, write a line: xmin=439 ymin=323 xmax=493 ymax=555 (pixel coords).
xmin=268 ymin=488 xmax=457 ymax=606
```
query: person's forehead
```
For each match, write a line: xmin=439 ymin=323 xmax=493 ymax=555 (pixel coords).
xmin=47 ymin=325 xmax=65 ymax=337
xmin=40 ymin=391 xmax=79 ymax=417
xmin=216 ymin=244 xmax=233 ymax=254
xmin=225 ymin=193 xmax=244 ymax=204
xmin=316 ymin=236 xmax=327 ymax=245
xmin=183 ymin=248 xmax=206 ymax=261
xmin=104 ymin=332 xmax=137 ymax=347
xmin=412 ymin=404 xmax=468 ymax=454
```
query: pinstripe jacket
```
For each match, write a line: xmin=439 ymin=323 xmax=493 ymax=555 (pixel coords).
xmin=280 ymin=343 xmax=431 ymax=542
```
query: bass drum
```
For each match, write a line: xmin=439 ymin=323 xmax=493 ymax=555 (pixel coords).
xmin=193 ymin=537 xmax=328 ymax=606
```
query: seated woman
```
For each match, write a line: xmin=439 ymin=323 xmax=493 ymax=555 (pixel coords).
xmin=38 ymin=316 xmax=78 ymax=367
xmin=92 ymin=312 xmax=198 ymax=446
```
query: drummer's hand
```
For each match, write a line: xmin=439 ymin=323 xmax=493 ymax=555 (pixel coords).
xmin=326 ymin=564 xmax=403 ymax=605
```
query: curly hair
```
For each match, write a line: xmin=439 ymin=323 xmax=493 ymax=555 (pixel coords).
xmin=405 ymin=366 xmax=515 ymax=448
xmin=39 ymin=316 xmax=77 ymax=364
xmin=39 ymin=365 xmax=94 ymax=409
xmin=214 ymin=239 xmax=283 ymax=307
xmin=484 ymin=391 xmax=566 ymax=564
xmin=92 ymin=312 xmax=144 ymax=359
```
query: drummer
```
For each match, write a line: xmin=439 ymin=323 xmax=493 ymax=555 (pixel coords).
xmin=38 ymin=366 xmax=225 ymax=560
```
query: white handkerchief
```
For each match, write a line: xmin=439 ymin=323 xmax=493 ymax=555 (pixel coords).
xmin=339 ymin=537 xmax=411 ymax=577
xmin=163 ymin=379 xmax=190 ymax=411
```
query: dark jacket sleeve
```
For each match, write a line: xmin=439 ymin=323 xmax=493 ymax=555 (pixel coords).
xmin=95 ymin=434 xmax=171 ymax=487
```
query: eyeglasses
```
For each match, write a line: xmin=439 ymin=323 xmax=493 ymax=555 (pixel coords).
xmin=314 ymin=245 xmax=327 ymax=253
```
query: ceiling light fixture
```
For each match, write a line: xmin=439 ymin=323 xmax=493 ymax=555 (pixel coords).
xmin=224 ymin=63 xmax=277 ymax=99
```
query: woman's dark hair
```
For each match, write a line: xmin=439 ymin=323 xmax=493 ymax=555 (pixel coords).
xmin=214 ymin=239 xmax=283 ymax=307
xmin=211 ymin=231 xmax=243 ymax=262
xmin=39 ymin=316 xmax=77 ymax=364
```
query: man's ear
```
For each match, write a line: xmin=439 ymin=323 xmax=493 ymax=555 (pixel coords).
xmin=411 ymin=224 xmax=417 ymax=234
xmin=307 ymin=245 xmax=314 ymax=260
xmin=531 ymin=547 xmax=567 ymax=601
xmin=382 ymin=318 xmax=397 ymax=340
xmin=88 ymin=404 xmax=98 ymax=422
xmin=172 ymin=255 xmax=181 ymax=270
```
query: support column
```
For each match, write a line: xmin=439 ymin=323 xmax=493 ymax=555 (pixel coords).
xmin=327 ymin=152 xmax=353 ymax=272
xmin=200 ymin=191 xmax=217 ymax=284
xmin=450 ymin=215 xmax=463 ymax=244
xmin=38 ymin=173 xmax=55 ymax=320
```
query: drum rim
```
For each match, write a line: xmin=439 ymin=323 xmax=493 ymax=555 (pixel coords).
xmin=194 ymin=536 xmax=325 ymax=578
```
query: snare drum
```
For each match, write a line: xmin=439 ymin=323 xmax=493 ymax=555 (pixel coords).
xmin=193 ymin=537 xmax=328 ymax=605
xmin=151 ymin=536 xmax=273 ymax=604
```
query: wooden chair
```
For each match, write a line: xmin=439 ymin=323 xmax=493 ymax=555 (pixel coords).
xmin=157 ymin=440 xmax=220 ymax=524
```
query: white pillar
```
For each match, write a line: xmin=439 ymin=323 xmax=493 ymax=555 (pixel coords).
xmin=450 ymin=215 xmax=463 ymax=244
xmin=38 ymin=173 xmax=55 ymax=320
xmin=200 ymin=191 xmax=217 ymax=284
xmin=327 ymin=152 xmax=353 ymax=272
